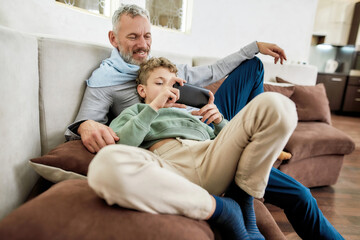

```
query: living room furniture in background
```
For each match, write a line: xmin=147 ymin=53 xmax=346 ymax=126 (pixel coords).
xmin=317 ymin=72 xmax=347 ymax=111
xmin=342 ymin=75 xmax=360 ymax=113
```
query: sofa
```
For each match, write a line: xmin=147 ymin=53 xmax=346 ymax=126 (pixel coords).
xmin=0 ymin=25 xmax=355 ymax=239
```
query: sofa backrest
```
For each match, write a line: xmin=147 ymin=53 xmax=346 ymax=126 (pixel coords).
xmin=0 ymin=26 xmax=41 ymax=219
xmin=37 ymin=39 xmax=194 ymax=155
xmin=193 ymin=57 xmax=318 ymax=85
xmin=38 ymin=37 xmax=111 ymax=154
xmin=263 ymin=62 xmax=318 ymax=86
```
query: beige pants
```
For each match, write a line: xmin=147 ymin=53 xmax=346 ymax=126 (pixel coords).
xmin=88 ymin=92 xmax=297 ymax=220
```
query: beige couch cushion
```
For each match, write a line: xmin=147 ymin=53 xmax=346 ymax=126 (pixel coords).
xmin=0 ymin=26 xmax=41 ymax=219
xmin=38 ymin=37 xmax=111 ymax=154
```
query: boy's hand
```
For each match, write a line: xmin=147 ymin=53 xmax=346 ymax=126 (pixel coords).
xmin=191 ymin=91 xmax=222 ymax=124
xmin=149 ymin=77 xmax=187 ymax=111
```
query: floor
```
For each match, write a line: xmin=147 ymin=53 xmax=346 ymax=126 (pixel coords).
xmin=267 ymin=114 xmax=360 ymax=240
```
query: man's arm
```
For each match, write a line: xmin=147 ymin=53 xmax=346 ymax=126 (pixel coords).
xmin=65 ymin=86 xmax=119 ymax=153
xmin=176 ymin=41 xmax=259 ymax=87
xmin=176 ymin=41 xmax=286 ymax=87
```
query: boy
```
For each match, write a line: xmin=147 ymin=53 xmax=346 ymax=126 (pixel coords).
xmin=88 ymin=57 xmax=297 ymax=240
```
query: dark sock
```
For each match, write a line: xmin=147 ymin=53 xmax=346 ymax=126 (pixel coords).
xmin=226 ymin=183 xmax=265 ymax=240
xmin=209 ymin=195 xmax=249 ymax=240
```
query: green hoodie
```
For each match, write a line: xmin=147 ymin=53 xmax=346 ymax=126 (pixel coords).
xmin=110 ymin=103 xmax=228 ymax=149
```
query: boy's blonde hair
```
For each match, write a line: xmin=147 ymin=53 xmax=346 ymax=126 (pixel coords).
xmin=136 ymin=57 xmax=178 ymax=86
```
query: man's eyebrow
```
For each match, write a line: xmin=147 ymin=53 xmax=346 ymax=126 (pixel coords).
xmin=126 ymin=32 xmax=151 ymax=38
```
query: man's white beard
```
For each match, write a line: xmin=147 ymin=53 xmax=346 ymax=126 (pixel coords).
xmin=119 ymin=47 xmax=150 ymax=66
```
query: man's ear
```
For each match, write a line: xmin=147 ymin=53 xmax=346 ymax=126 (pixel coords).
xmin=108 ymin=31 xmax=118 ymax=48
xmin=137 ymin=84 xmax=146 ymax=99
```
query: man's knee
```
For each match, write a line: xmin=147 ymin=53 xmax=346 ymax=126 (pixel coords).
xmin=242 ymin=56 xmax=263 ymax=68
xmin=249 ymin=56 xmax=263 ymax=69
xmin=232 ymin=56 xmax=264 ymax=75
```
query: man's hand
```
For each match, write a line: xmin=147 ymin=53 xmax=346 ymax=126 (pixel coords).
xmin=191 ymin=91 xmax=222 ymax=125
xmin=78 ymin=120 xmax=119 ymax=153
xmin=257 ymin=42 xmax=287 ymax=64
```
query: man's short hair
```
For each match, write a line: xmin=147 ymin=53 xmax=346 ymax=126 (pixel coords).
xmin=136 ymin=57 xmax=178 ymax=86
xmin=112 ymin=4 xmax=150 ymax=33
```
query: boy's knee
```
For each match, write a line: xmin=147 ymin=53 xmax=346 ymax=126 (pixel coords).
xmin=260 ymin=92 xmax=297 ymax=132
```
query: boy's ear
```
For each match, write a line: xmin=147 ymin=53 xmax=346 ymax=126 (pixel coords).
xmin=137 ymin=84 xmax=146 ymax=99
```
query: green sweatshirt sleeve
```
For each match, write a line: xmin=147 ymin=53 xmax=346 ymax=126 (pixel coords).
xmin=213 ymin=116 xmax=228 ymax=136
xmin=109 ymin=105 xmax=158 ymax=147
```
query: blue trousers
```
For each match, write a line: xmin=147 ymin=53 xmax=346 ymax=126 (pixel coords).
xmin=214 ymin=57 xmax=344 ymax=240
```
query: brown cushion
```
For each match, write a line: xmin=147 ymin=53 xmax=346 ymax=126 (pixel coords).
xmin=276 ymin=77 xmax=332 ymax=124
xmin=285 ymin=122 xmax=355 ymax=163
xmin=276 ymin=76 xmax=293 ymax=85
xmin=263 ymin=83 xmax=295 ymax=98
xmin=29 ymin=140 xmax=95 ymax=183
xmin=0 ymin=179 xmax=214 ymax=240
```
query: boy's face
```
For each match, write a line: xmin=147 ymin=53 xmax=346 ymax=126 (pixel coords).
xmin=137 ymin=67 xmax=176 ymax=104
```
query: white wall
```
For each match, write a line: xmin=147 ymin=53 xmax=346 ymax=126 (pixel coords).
xmin=0 ymin=0 xmax=318 ymax=63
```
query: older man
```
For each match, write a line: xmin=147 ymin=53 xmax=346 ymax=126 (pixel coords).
xmin=66 ymin=4 xmax=344 ymax=240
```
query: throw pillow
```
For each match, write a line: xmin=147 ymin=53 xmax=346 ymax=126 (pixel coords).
xmin=263 ymin=82 xmax=295 ymax=98
xmin=0 ymin=179 xmax=214 ymax=240
xmin=276 ymin=77 xmax=331 ymax=124
xmin=276 ymin=76 xmax=292 ymax=84
xmin=29 ymin=140 xmax=95 ymax=183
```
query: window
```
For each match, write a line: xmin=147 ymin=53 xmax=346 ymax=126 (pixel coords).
xmin=55 ymin=0 xmax=192 ymax=32
xmin=56 ymin=0 xmax=113 ymax=17
xmin=146 ymin=0 xmax=192 ymax=32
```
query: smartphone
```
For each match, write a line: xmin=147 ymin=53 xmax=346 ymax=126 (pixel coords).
xmin=173 ymin=83 xmax=210 ymax=108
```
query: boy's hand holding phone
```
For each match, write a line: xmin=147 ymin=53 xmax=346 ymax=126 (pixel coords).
xmin=149 ymin=78 xmax=187 ymax=111
xmin=191 ymin=91 xmax=223 ymax=125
